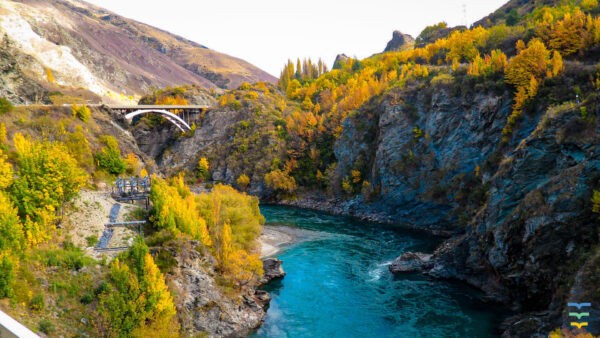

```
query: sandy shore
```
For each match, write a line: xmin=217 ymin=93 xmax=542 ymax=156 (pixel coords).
xmin=259 ymin=225 xmax=295 ymax=258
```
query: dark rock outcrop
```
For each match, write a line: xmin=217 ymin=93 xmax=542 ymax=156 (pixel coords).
xmin=332 ymin=54 xmax=351 ymax=70
xmin=383 ymin=30 xmax=415 ymax=52
xmin=261 ymin=258 xmax=285 ymax=284
xmin=389 ymin=252 xmax=432 ymax=273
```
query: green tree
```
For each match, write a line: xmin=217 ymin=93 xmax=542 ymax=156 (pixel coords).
xmin=94 ymin=135 xmax=127 ymax=175
xmin=0 ymin=98 xmax=12 ymax=114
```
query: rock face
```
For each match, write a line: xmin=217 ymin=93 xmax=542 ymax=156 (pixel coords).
xmin=332 ymin=64 xmax=600 ymax=335
xmin=332 ymin=54 xmax=351 ymax=70
xmin=0 ymin=0 xmax=276 ymax=104
xmin=0 ymin=36 xmax=49 ymax=104
xmin=261 ymin=258 xmax=285 ymax=283
xmin=383 ymin=30 xmax=415 ymax=52
xmin=334 ymin=81 xmax=513 ymax=233
xmin=164 ymin=241 xmax=269 ymax=337
xmin=136 ymin=83 xmax=287 ymax=198
xmin=389 ymin=252 xmax=432 ymax=273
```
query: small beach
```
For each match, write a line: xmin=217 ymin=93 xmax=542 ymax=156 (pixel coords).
xmin=259 ymin=225 xmax=296 ymax=257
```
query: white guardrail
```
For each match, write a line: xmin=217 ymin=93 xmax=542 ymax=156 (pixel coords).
xmin=0 ymin=309 xmax=39 ymax=338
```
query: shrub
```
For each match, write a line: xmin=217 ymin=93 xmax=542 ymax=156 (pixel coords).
xmin=0 ymin=97 xmax=12 ymax=114
xmin=124 ymin=153 xmax=139 ymax=175
xmin=197 ymin=157 xmax=210 ymax=180
xmin=86 ymin=235 xmax=99 ymax=247
xmin=29 ymin=294 xmax=44 ymax=311
xmin=236 ymin=174 xmax=250 ymax=191
xmin=71 ymin=104 xmax=91 ymax=123
xmin=65 ymin=126 xmax=93 ymax=169
xmin=80 ymin=292 xmax=94 ymax=304
xmin=264 ymin=169 xmax=297 ymax=194
xmin=94 ymin=135 xmax=127 ymax=175
xmin=0 ymin=255 xmax=15 ymax=298
xmin=0 ymin=151 xmax=14 ymax=190
xmin=38 ymin=320 xmax=55 ymax=334
xmin=431 ymin=73 xmax=454 ymax=85
xmin=0 ymin=122 xmax=6 ymax=145
xmin=581 ymin=0 xmax=598 ymax=11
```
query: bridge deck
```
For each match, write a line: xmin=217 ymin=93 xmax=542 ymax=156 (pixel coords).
xmin=108 ymin=105 xmax=209 ymax=110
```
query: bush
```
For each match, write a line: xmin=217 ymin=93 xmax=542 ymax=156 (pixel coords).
xmin=236 ymin=174 xmax=250 ymax=191
xmin=86 ymin=235 xmax=99 ymax=247
xmin=71 ymin=104 xmax=91 ymax=123
xmin=29 ymin=294 xmax=44 ymax=311
xmin=65 ymin=126 xmax=93 ymax=169
xmin=0 ymin=97 xmax=12 ymax=114
xmin=94 ymin=135 xmax=127 ymax=175
xmin=0 ymin=256 xmax=15 ymax=298
xmin=94 ymin=281 xmax=110 ymax=296
xmin=264 ymin=169 xmax=297 ymax=194
xmin=431 ymin=73 xmax=454 ymax=85
xmin=38 ymin=320 xmax=55 ymax=334
xmin=39 ymin=246 xmax=94 ymax=270
xmin=197 ymin=157 xmax=210 ymax=180
xmin=80 ymin=292 xmax=94 ymax=304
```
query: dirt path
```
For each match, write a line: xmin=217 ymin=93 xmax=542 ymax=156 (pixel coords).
xmin=64 ymin=189 xmax=142 ymax=259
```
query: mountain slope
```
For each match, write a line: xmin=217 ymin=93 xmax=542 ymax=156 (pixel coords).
xmin=0 ymin=0 xmax=276 ymax=103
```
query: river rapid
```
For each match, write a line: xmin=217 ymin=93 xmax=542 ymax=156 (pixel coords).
xmin=253 ymin=205 xmax=506 ymax=338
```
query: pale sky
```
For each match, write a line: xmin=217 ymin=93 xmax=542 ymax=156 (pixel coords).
xmin=84 ymin=0 xmax=508 ymax=77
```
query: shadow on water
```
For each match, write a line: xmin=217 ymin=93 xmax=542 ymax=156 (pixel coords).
xmin=253 ymin=205 xmax=509 ymax=338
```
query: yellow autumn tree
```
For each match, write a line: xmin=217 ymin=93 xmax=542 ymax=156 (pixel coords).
xmin=216 ymin=222 xmax=233 ymax=271
xmin=149 ymin=177 xmax=212 ymax=246
xmin=11 ymin=133 xmax=87 ymax=241
xmin=265 ymin=169 xmax=297 ymax=194
xmin=236 ymin=174 xmax=250 ymax=191
xmin=227 ymin=249 xmax=263 ymax=287
xmin=505 ymin=39 xmax=551 ymax=89
xmin=0 ymin=123 xmax=6 ymax=145
xmin=549 ymin=50 xmax=564 ymax=78
xmin=0 ymin=150 xmax=12 ymax=190
xmin=197 ymin=157 xmax=210 ymax=180
xmin=125 ymin=153 xmax=139 ymax=174
xmin=45 ymin=67 xmax=54 ymax=83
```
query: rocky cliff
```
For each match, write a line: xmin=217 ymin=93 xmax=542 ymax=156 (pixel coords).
xmin=0 ymin=0 xmax=276 ymax=104
xmin=159 ymin=241 xmax=269 ymax=337
xmin=383 ymin=30 xmax=415 ymax=52
xmin=332 ymin=64 xmax=600 ymax=335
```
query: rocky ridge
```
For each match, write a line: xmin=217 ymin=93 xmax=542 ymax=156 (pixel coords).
xmin=0 ymin=0 xmax=275 ymax=103
xmin=383 ymin=30 xmax=415 ymax=52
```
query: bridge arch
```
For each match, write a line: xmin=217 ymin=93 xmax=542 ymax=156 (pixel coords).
xmin=124 ymin=109 xmax=192 ymax=132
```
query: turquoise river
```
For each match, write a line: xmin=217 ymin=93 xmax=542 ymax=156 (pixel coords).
xmin=252 ymin=205 xmax=507 ymax=338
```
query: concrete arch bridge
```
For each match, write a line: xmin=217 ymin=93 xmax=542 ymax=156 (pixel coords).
xmin=108 ymin=105 xmax=209 ymax=132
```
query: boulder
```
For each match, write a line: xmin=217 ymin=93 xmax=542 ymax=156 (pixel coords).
xmin=389 ymin=252 xmax=433 ymax=273
xmin=261 ymin=258 xmax=285 ymax=283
